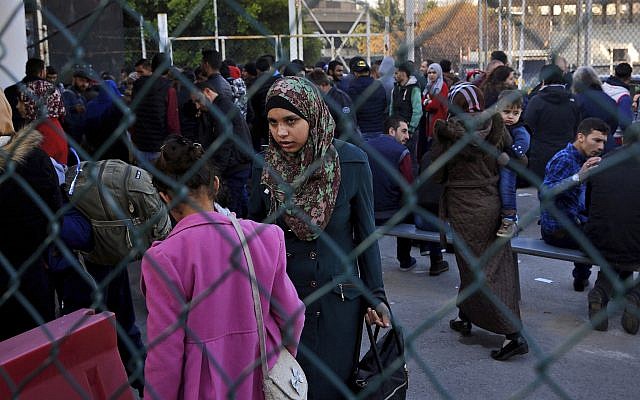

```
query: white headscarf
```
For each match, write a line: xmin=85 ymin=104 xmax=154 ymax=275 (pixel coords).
xmin=424 ymin=63 xmax=444 ymax=96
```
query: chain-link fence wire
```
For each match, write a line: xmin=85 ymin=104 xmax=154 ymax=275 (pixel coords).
xmin=406 ymin=0 xmax=640 ymax=84
xmin=1 ymin=0 xmax=640 ymax=398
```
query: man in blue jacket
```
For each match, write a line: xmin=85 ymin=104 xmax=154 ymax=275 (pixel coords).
xmin=346 ymin=57 xmax=387 ymax=140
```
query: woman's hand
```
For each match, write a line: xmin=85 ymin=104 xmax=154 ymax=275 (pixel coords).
xmin=365 ymin=302 xmax=391 ymax=328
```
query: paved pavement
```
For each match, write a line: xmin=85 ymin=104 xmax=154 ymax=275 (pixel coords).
xmin=129 ymin=187 xmax=640 ymax=399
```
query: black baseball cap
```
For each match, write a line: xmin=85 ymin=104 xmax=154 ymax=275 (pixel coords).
xmin=351 ymin=56 xmax=370 ymax=73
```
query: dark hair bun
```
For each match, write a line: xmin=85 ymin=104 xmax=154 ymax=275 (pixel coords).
xmin=154 ymin=135 xmax=217 ymax=198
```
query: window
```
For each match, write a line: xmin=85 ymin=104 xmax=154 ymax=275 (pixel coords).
xmin=564 ymin=4 xmax=577 ymax=15
xmin=592 ymin=4 xmax=603 ymax=15
xmin=619 ymin=3 xmax=629 ymax=14
xmin=612 ymin=48 xmax=628 ymax=62
xmin=539 ymin=5 xmax=551 ymax=15
xmin=553 ymin=5 xmax=562 ymax=15
xmin=606 ymin=3 xmax=617 ymax=15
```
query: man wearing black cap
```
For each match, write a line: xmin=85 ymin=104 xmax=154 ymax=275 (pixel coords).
xmin=62 ymin=68 xmax=92 ymax=143
xmin=345 ymin=56 xmax=387 ymax=140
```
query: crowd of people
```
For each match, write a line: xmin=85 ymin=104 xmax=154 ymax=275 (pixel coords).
xmin=1 ymin=47 xmax=639 ymax=398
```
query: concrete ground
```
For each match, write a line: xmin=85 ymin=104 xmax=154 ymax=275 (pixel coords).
xmin=129 ymin=187 xmax=639 ymax=399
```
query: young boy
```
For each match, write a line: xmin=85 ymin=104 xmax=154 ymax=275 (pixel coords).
xmin=496 ymin=90 xmax=530 ymax=237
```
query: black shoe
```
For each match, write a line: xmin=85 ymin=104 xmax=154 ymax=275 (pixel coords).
xmin=429 ymin=260 xmax=449 ymax=276
xmin=449 ymin=318 xmax=471 ymax=336
xmin=622 ymin=292 xmax=640 ymax=335
xmin=573 ymin=278 xmax=590 ymax=292
xmin=588 ymin=287 xmax=608 ymax=331
xmin=399 ymin=257 xmax=417 ymax=272
xmin=490 ymin=336 xmax=528 ymax=361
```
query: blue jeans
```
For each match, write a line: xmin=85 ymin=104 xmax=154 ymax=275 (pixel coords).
xmin=414 ymin=214 xmax=444 ymax=260
xmin=376 ymin=216 xmax=413 ymax=264
xmin=499 ymin=166 xmax=517 ymax=213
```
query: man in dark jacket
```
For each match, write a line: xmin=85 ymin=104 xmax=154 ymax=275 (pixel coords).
xmin=201 ymin=49 xmax=233 ymax=100
xmin=365 ymin=116 xmax=422 ymax=271
xmin=307 ymin=69 xmax=360 ymax=144
xmin=131 ymin=53 xmax=181 ymax=163
xmin=346 ymin=56 xmax=387 ymax=140
xmin=249 ymin=55 xmax=280 ymax=152
xmin=524 ymin=64 xmax=580 ymax=180
xmin=62 ymin=68 xmax=91 ymax=143
xmin=585 ymin=123 xmax=640 ymax=334
xmin=192 ymin=81 xmax=253 ymax=216
xmin=389 ymin=63 xmax=423 ymax=136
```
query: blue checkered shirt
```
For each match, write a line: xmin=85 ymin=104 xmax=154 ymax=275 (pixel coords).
xmin=540 ymin=143 xmax=587 ymax=234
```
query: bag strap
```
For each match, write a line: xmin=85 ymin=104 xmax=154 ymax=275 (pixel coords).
xmin=365 ymin=323 xmax=385 ymax=374
xmin=228 ymin=213 xmax=269 ymax=378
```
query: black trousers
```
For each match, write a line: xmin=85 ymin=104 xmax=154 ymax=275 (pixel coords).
xmin=84 ymin=261 xmax=145 ymax=394
xmin=541 ymin=228 xmax=592 ymax=281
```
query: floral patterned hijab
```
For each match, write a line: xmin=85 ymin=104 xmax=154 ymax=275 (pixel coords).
xmin=261 ymin=76 xmax=341 ymax=241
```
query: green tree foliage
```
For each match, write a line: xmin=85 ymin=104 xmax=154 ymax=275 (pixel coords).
xmin=124 ymin=0 xmax=321 ymax=67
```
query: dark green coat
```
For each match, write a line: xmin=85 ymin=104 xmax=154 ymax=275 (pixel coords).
xmin=248 ymin=139 xmax=386 ymax=399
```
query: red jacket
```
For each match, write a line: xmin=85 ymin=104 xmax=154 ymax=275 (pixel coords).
xmin=422 ymin=82 xmax=449 ymax=138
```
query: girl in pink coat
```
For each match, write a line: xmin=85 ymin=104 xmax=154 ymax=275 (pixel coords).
xmin=142 ymin=136 xmax=305 ymax=399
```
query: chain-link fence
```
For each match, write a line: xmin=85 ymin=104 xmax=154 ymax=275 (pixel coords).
xmin=1 ymin=0 xmax=640 ymax=399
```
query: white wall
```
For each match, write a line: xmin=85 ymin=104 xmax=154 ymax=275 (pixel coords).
xmin=0 ymin=0 xmax=28 ymax=89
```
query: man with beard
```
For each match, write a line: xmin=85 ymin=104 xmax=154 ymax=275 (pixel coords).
xmin=62 ymin=68 xmax=92 ymax=143
xmin=540 ymin=118 xmax=608 ymax=292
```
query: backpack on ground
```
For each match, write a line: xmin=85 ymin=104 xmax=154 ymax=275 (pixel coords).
xmin=65 ymin=159 xmax=171 ymax=266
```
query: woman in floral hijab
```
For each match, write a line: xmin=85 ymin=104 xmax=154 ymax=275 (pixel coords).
xmin=249 ymin=76 xmax=390 ymax=399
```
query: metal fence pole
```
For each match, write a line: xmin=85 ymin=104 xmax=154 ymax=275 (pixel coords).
xmin=499 ymin=0 xmax=503 ymax=50
xmin=139 ymin=15 xmax=146 ymax=59
xmin=478 ymin=0 xmax=484 ymax=68
xmin=585 ymin=0 xmax=592 ymax=66
xmin=297 ymin=0 xmax=303 ymax=59
xmin=366 ymin=4 xmax=371 ymax=65
xmin=213 ymin=0 xmax=220 ymax=51
xmin=519 ymin=0 xmax=525 ymax=88
xmin=288 ymin=0 xmax=297 ymax=60
xmin=406 ymin=0 xmax=415 ymax=61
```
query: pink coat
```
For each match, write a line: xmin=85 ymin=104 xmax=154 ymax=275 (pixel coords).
xmin=142 ymin=211 xmax=305 ymax=400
